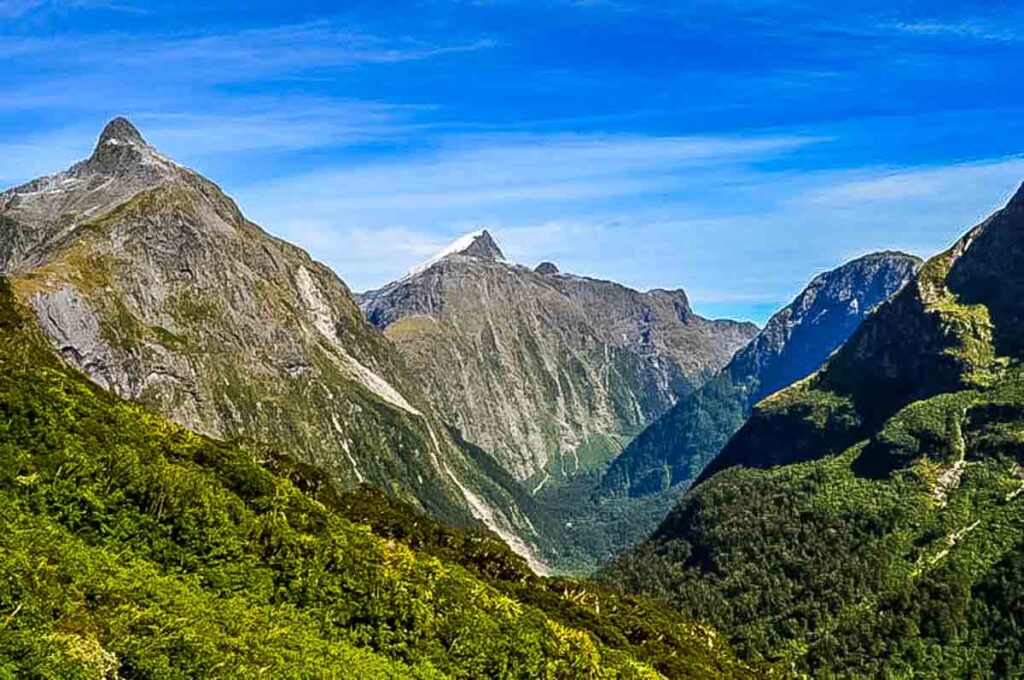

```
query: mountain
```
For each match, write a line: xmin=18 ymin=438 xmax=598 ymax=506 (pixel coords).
xmin=599 ymin=183 xmax=1024 ymax=675
xmin=0 ymin=275 xmax=761 ymax=678
xmin=534 ymin=250 xmax=919 ymax=572
xmin=599 ymin=250 xmax=922 ymax=499
xmin=359 ymin=230 xmax=758 ymax=485
xmin=0 ymin=118 xmax=544 ymax=569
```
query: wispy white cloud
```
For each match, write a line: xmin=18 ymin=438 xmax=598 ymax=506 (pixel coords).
xmin=271 ymin=221 xmax=451 ymax=287
xmin=242 ymin=131 xmax=820 ymax=214
xmin=243 ymin=140 xmax=1024 ymax=315
xmin=0 ymin=0 xmax=139 ymax=18
xmin=0 ymin=127 xmax=95 ymax=185
xmin=0 ymin=100 xmax=429 ymax=186
xmin=234 ymin=131 xmax=823 ymax=287
xmin=0 ymin=21 xmax=496 ymax=85
xmin=793 ymin=157 xmax=1024 ymax=206
xmin=0 ymin=18 xmax=496 ymax=158
xmin=886 ymin=19 xmax=1024 ymax=43
xmin=134 ymin=103 xmax=427 ymax=157
xmin=0 ymin=0 xmax=43 ymax=17
xmin=4 ymin=1 xmax=1024 ymax=324
xmin=0 ymin=18 xmax=496 ymax=182
xmin=8 ymin=110 xmax=1022 ymax=324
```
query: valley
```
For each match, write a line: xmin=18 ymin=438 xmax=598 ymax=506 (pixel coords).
xmin=3 ymin=105 xmax=1023 ymax=676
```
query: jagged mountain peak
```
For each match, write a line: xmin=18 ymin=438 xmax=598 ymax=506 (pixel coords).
xmin=408 ymin=229 xmax=507 ymax=276
xmin=596 ymin=249 xmax=920 ymax=504
xmin=1 ymin=120 xmax=549 ymax=570
xmin=729 ymin=249 xmax=922 ymax=400
xmin=838 ymin=249 xmax=920 ymax=269
xmin=86 ymin=117 xmax=178 ymax=177
xmin=795 ymin=250 xmax=922 ymax=313
xmin=459 ymin=229 xmax=505 ymax=260
xmin=96 ymin=116 xmax=147 ymax=148
xmin=0 ymin=118 xmax=189 ymax=274
xmin=362 ymin=237 xmax=758 ymax=484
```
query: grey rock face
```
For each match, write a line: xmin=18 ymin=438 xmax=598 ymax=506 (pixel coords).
xmin=729 ymin=250 xmax=925 ymax=403
xmin=460 ymin=229 xmax=505 ymax=260
xmin=0 ymin=119 xmax=548 ymax=572
xmin=31 ymin=283 xmax=134 ymax=394
xmin=599 ymin=250 xmax=923 ymax=499
xmin=360 ymin=235 xmax=758 ymax=483
xmin=0 ymin=118 xmax=181 ymax=275
xmin=534 ymin=262 xmax=559 ymax=275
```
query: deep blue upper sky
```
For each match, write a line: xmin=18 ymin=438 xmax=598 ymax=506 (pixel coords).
xmin=2 ymin=0 xmax=1024 ymax=322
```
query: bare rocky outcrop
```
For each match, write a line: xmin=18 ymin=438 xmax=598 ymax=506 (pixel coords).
xmin=534 ymin=261 xmax=559 ymax=275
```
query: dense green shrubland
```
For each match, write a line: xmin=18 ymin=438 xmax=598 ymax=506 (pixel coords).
xmin=601 ymin=372 xmax=1024 ymax=674
xmin=0 ymin=277 xmax=755 ymax=679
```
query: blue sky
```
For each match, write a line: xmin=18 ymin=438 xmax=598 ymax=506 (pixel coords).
xmin=2 ymin=1 xmax=1024 ymax=322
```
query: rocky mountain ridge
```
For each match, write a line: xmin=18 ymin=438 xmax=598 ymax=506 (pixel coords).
xmin=359 ymin=230 xmax=758 ymax=483
xmin=0 ymin=118 xmax=547 ymax=570
xmin=599 ymin=250 xmax=922 ymax=499
xmin=530 ymin=249 xmax=919 ymax=572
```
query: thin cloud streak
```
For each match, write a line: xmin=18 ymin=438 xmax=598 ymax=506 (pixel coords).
xmin=886 ymin=19 xmax=1024 ymax=43
xmin=0 ymin=22 xmax=496 ymax=83
xmin=243 ymin=132 xmax=822 ymax=213
xmin=0 ymin=0 xmax=43 ymax=17
xmin=4 ymin=1 xmax=1024 ymax=322
xmin=0 ymin=101 xmax=430 ymax=186
xmin=0 ymin=0 xmax=142 ymax=18
xmin=792 ymin=157 xmax=1024 ymax=206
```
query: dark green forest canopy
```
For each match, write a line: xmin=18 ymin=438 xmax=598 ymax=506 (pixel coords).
xmin=600 ymin=186 xmax=1024 ymax=676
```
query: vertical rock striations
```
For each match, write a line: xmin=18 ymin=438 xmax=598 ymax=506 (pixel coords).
xmin=359 ymin=233 xmax=758 ymax=485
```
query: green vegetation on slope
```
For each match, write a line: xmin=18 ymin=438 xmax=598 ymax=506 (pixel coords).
xmin=600 ymin=373 xmax=749 ymax=498
xmin=4 ymin=127 xmax=542 ymax=548
xmin=599 ymin=187 xmax=1024 ymax=676
xmin=0 ymin=277 xmax=756 ymax=679
xmin=601 ymin=250 xmax=921 ymax=502
xmin=602 ymin=372 xmax=1024 ymax=675
xmin=546 ymin=252 xmax=922 ymax=576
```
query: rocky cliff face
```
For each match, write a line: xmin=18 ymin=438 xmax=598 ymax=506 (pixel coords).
xmin=729 ymin=250 xmax=924 ymax=403
xmin=360 ymin=231 xmax=758 ymax=484
xmin=599 ymin=250 xmax=921 ymax=499
xmin=0 ymin=118 xmax=546 ymax=570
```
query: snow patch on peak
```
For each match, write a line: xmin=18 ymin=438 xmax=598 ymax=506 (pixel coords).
xmin=407 ymin=229 xmax=510 ymax=277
